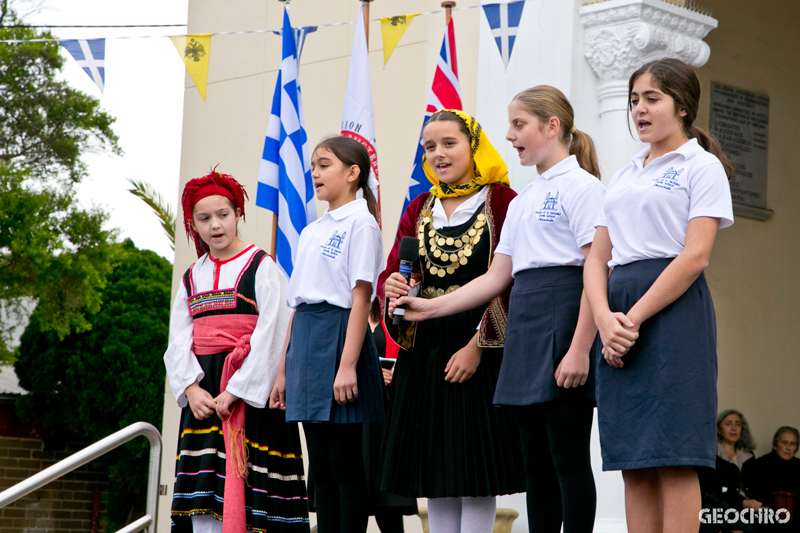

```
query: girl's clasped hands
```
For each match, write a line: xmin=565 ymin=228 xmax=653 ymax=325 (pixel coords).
xmin=596 ymin=310 xmax=639 ymax=368
xmin=185 ymin=382 xmax=240 ymax=420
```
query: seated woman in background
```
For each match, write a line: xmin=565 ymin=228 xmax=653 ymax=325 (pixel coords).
xmin=753 ymin=426 xmax=800 ymax=532
xmin=699 ymin=410 xmax=761 ymax=532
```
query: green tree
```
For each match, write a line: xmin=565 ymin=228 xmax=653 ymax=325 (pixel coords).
xmin=0 ymin=4 xmax=122 ymax=361
xmin=15 ymin=239 xmax=171 ymax=529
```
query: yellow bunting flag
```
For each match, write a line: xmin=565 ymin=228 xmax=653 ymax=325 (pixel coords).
xmin=170 ymin=34 xmax=212 ymax=102
xmin=380 ymin=15 xmax=418 ymax=66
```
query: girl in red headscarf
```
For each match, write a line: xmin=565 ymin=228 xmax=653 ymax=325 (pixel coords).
xmin=164 ymin=169 xmax=309 ymax=533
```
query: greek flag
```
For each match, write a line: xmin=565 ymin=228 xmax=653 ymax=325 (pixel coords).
xmin=256 ymin=8 xmax=316 ymax=277
xmin=482 ymin=1 xmax=526 ymax=69
xmin=59 ymin=39 xmax=105 ymax=93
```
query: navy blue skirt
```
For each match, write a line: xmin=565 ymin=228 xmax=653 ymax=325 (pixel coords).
xmin=285 ymin=302 xmax=385 ymax=424
xmin=596 ymin=258 xmax=717 ymax=471
xmin=494 ymin=266 xmax=595 ymax=406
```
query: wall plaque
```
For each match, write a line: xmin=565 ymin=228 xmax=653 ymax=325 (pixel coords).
xmin=709 ymin=82 xmax=770 ymax=216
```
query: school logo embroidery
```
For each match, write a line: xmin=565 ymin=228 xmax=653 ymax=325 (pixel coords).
xmin=535 ymin=191 xmax=562 ymax=223
xmin=321 ymin=230 xmax=347 ymax=259
xmin=652 ymin=167 xmax=684 ymax=191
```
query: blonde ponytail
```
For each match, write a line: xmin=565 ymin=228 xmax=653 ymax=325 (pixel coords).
xmin=569 ymin=128 xmax=601 ymax=179
xmin=513 ymin=85 xmax=601 ymax=180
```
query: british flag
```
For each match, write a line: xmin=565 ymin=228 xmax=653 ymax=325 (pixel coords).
xmin=399 ymin=17 xmax=463 ymax=218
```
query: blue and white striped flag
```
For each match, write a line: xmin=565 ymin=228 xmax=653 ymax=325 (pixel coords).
xmin=482 ymin=1 xmax=526 ymax=69
xmin=59 ymin=39 xmax=105 ymax=93
xmin=256 ymin=8 xmax=316 ymax=278
xmin=272 ymin=25 xmax=318 ymax=62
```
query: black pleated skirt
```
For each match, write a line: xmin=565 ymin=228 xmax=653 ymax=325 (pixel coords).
xmin=171 ymin=352 xmax=309 ymax=532
xmin=494 ymin=266 xmax=595 ymax=406
xmin=596 ymin=258 xmax=718 ymax=471
xmin=285 ymin=302 xmax=385 ymax=424
xmin=377 ymin=304 xmax=526 ymax=498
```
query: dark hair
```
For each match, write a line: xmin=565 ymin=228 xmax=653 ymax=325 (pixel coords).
xmin=772 ymin=426 xmax=800 ymax=448
xmin=716 ymin=409 xmax=756 ymax=452
xmin=314 ymin=136 xmax=378 ymax=222
xmin=513 ymin=85 xmax=600 ymax=179
xmin=424 ymin=110 xmax=471 ymax=140
xmin=628 ymin=58 xmax=734 ymax=179
xmin=369 ymin=298 xmax=381 ymax=324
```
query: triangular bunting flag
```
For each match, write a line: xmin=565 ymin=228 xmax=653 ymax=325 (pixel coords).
xmin=380 ymin=14 xmax=419 ymax=66
xmin=170 ymin=34 xmax=212 ymax=102
xmin=482 ymin=1 xmax=525 ymax=69
xmin=59 ymin=39 xmax=105 ymax=93
xmin=272 ymin=25 xmax=318 ymax=61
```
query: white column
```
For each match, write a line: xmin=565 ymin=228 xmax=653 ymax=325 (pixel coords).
xmin=580 ymin=0 xmax=718 ymax=183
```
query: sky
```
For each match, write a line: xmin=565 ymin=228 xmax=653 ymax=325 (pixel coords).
xmin=15 ymin=0 xmax=190 ymax=261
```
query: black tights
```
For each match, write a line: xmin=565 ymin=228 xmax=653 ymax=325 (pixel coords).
xmin=511 ymin=397 xmax=596 ymax=533
xmin=374 ymin=511 xmax=404 ymax=533
xmin=303 ymin=423 xmax=369 ymax=533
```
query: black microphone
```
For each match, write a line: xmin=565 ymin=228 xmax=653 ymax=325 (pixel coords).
xmin=392 ymin=236 xmax=420 ymax=326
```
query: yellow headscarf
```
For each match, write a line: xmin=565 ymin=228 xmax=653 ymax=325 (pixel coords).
xmin=422 ymin=109 xmax=510 ymax=198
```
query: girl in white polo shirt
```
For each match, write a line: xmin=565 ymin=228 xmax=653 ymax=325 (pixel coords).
xmin=269 ymin=136 xmax=384 ymax=533
xmin=584 ymin=58 xmax=734 ymax=533
xmin=392 ymin=86 xmax=604 ymax=533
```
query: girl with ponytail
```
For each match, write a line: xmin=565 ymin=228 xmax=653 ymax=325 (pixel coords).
xmin=584 ymin=58 xmax=734 ymax=533
xmin=392 ymin=87 xmax=604 ymax=533
xmin=271 ymin=135 xmax=385 ymax=532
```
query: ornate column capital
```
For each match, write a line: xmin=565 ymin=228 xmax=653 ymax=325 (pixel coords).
xmin=579 ymin=0 xmax=718 ymax=113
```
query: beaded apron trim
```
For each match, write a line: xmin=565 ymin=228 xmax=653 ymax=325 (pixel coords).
xmin=188 ymin=290 xmax=236 ymax=316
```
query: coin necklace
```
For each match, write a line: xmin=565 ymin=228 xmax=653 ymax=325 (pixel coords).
xmin=417 ymin=210 xmax=487 ymax=278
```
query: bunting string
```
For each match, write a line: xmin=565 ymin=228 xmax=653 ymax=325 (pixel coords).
xmin=2 ymin=1 xmax=528 ymax=101
xmin=0 ymin=4 xmax=483 ymax=43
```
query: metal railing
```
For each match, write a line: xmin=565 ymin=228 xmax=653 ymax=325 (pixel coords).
xmin=0 ymin=421 xmax=162 ymax=533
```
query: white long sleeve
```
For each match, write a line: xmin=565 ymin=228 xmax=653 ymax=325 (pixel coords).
xmin=225 ymin=258 xmax=291 ymax=408
xmin=163 ymin=281 xmax=204 ymax=408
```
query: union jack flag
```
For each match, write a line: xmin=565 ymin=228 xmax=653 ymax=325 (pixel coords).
xmin=399 ymin=17 xmax=463 ymax=218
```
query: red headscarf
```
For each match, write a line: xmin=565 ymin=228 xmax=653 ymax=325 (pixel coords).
xmin=181 ymin=168 xmax=248 ymax=258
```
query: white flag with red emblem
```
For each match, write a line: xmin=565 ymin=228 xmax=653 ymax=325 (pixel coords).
xmin=341 ymin=4 xmax=381 ymax=227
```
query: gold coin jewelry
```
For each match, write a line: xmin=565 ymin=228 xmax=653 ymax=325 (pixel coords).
xmin=419 ymin=208 xmax=487 ymax=278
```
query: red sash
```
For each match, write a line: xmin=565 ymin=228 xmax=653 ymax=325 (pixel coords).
xmin=193 ymin=314 xmax=258 ymax=533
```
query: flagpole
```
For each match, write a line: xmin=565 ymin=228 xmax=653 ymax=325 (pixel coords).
xmin=362 ymin=0 xmax=373 ymax=46
xmin=442 ymin=1 xmax=455 ymax=25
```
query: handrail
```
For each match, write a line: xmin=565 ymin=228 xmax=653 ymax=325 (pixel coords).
xmin=0 ymin=421 xmax=162 ymax=533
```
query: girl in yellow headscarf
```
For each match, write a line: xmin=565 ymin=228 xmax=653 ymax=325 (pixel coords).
xmin=377 ymin=110 xmax=524 ymax=532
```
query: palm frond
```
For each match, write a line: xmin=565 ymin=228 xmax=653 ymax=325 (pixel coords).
xmin=127 ymin=178 xmax=176 ymax=250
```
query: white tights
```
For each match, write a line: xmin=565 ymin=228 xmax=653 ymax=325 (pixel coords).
xmin=191 ymin=514 xmax=222 ymax=533
xmin=427 ymin=496 xmax=497 ymax=533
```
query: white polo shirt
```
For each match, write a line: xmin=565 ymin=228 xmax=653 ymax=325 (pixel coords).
xmin=597 ymin=138 xmax=734 ymax=268
xmin=496 ymin=155 xmax=604 ymax=276
xmin=287 ymin=198 xmax=383 ymax=309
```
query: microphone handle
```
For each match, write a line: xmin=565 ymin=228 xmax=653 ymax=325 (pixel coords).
xmin=392 ymin=260 xmax=414 ymax=326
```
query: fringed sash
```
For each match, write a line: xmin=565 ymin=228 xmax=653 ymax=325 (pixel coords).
xmin=193 ymin=314 xmax=258 ymax=533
